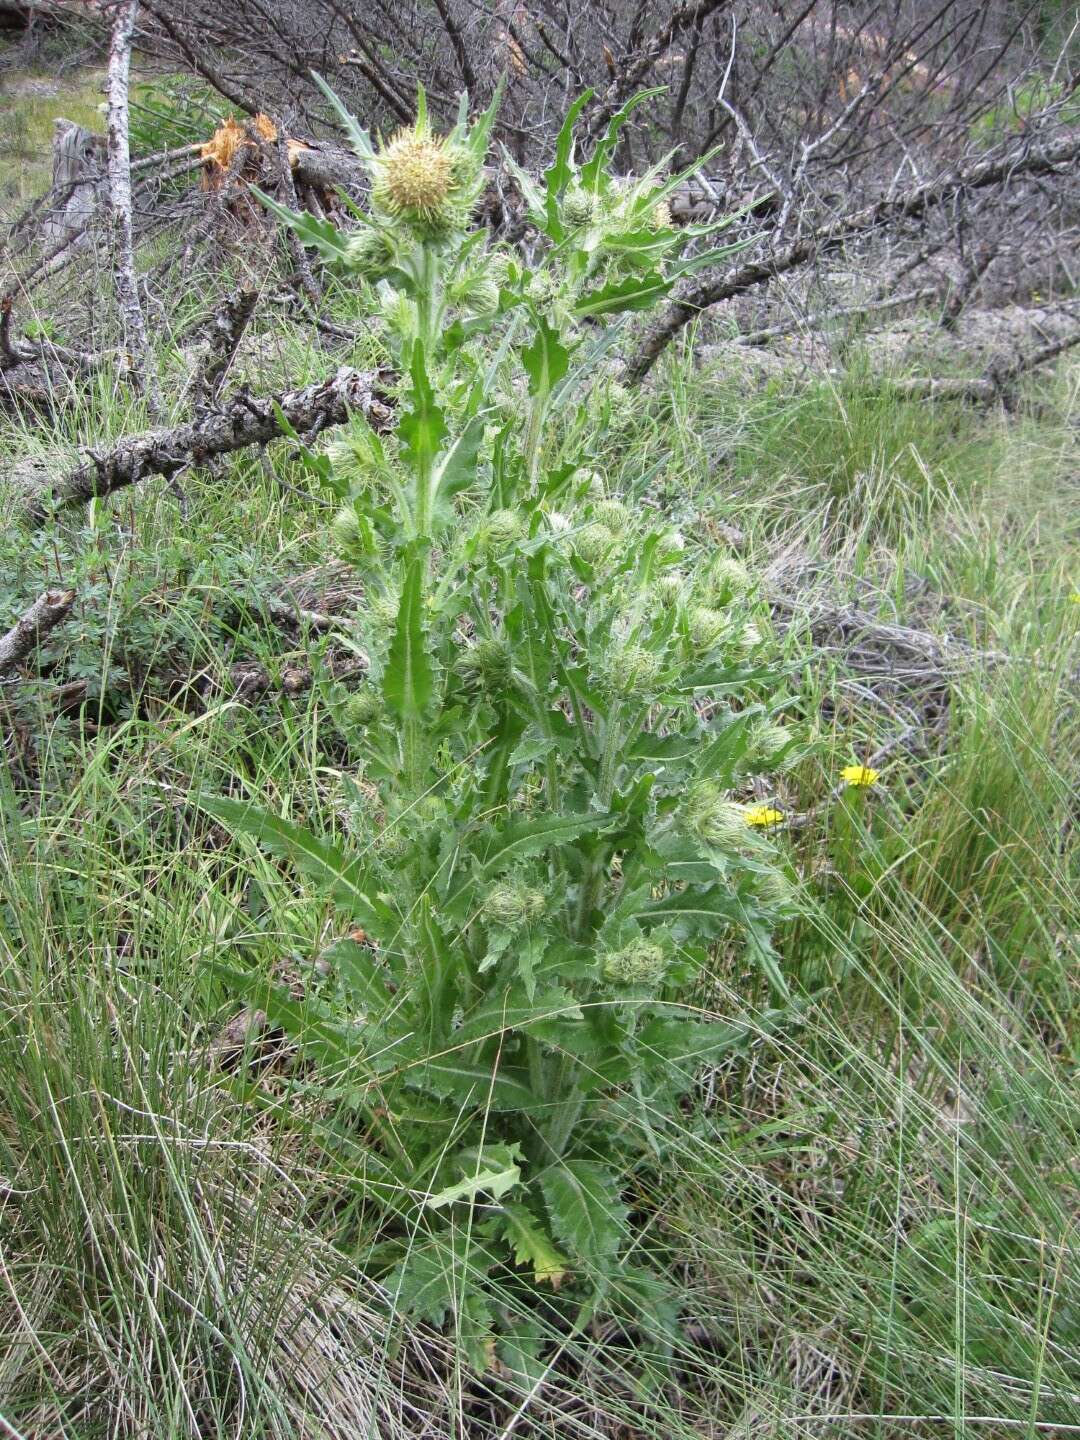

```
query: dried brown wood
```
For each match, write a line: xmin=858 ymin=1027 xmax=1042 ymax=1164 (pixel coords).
xmin=0 ymin=588 xmax=76 ymax=676
xmin=20 ymin=365 xmax=394 ymax=526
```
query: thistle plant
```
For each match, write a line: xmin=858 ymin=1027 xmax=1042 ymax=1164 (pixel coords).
xmin=215 ymin=86 xmax=801 ymax=1374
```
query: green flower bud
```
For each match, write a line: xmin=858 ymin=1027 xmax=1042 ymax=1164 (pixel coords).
xmin=655 ymin=529 xmax=687 ymax=564
xmin=650 ymin=199 xmax=673 ymax=231
xmin=654 ymin=571 xmax=686 ymax=604
xmin=379 ymin=287 xmax=418 ymax=341
xmin=688 ymin=605 xmax=728 ymax=652
xmin=344 ymin=688 xmax=383 ymax=727
xmin=738 ymin=621 xmax=763 ymax=653
xmin=368 ymin=591 xmax=399 ymax=632
xmin=704 ymin=555 xmax=750 ymax=603
xmin=596 ymin=641 xmax=661 ymax=699
xmin=527 ymin=270 xmax=559 ymax=306
xmin=331 ymin=505 xmax=362 ymax=553
xmin=344 ymin=226 xmax=396 ymax=277
xmin=449 ymin=265 xmax=501 ymax=316
xmin=574 ymin=521 xmax=616 ymax=565
xmin=483 ymin=878 xmax=546 ymax=926
xmin=458 ymin=635 xmax=513 ymax=692
xmin=563 ymin=184 xmax=600 ymax=228
xmin=603 ymin=936 xmax=668 ymax=985
xmin=606 ymin=381 xmax=636 ymax=427
xmin=683 ymin=781 xmax=748 ymax=848
xmin=478 ymin=508 xmax=525 ymax=550
xmin=750 ymin=720 xmax=794 ymax=766
xmin=376 ymin=825 xmax=411 ymax=862
xmin=758 ymin=868 xmax=798 ymax=911
xmin=592 ymin=498 xmax=631 ymax=534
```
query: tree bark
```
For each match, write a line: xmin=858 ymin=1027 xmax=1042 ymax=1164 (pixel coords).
xmin=22 ymin=365 xmax=394 ymax=525
xmin=105 ymin=0 xmax=163 ymax=416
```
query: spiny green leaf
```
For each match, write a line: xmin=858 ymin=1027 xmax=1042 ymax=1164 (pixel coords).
xmin=540 ymin=1159 xmax=628 ymax=1261
xmin=571 ymin=271 xmax=673 ymax=319
xmin=398 ymin=342 xmax=447 ymax=483
xmin=427 ymin=1144 xmax=524 ymax=1209
xmin=252 ymin=187 xmax=351 ymax=262
xmin=431 ymin=413 xmax=486 ymax=524
xmin=521 ymin=317 xmax=570 ymax=398
xmin=197 ymin=797 xmax=391 ymax=932
xmin=500 ymin=1202 xmax=569 ymax=1287
xmin=405 ymin=1056 xmax=544 ymax=1112
xmin=473 ymin=811 xmax=616 ymax=880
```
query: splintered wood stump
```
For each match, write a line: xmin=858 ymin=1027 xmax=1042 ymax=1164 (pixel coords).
xmin=41 ymin=118 xmax=107 ymax=250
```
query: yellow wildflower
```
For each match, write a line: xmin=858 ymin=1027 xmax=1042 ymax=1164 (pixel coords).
xmin=1069 ymin=592 xmax=1080 ymax=604
xmin=744 ymin=805 xmax=784 ymax=827
xmin=841 ymin=764 xmax=880 ymax=787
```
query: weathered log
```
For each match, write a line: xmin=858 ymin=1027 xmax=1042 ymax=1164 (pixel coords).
xmin=0 ymin=587 xmax=76 ymax=676
xmin=19 ymin=365 xmax=394 ymax=525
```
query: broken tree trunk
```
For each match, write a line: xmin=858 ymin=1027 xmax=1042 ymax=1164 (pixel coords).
xmin=0 ymin=588 xmax=76 ymax=676
xmin=20 ymin=365 xmax=394 ymax=526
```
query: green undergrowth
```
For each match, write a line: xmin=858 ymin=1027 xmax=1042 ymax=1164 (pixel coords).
xmin=1 ymin=202 xmax=1078 ymax=1440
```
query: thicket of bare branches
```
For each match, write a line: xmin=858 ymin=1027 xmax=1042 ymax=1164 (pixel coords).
xmin=1 ymin=1 xmax=1078 ymax=417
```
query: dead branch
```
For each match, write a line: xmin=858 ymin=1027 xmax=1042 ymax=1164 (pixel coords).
xmin=0 ymin=588 xmax=76 ymax=676
xmin=184 ymin=283 xmax=260 ymax=409
xmin=891 ymin=324 xmax=1080 ymax=404
xmin=625 ymin=128 xmax=1080 ymax=380
xmin=105 ymin=0 xmax=163 ymax=415
xmin=19 ymin=365 xmax=394 ymax=526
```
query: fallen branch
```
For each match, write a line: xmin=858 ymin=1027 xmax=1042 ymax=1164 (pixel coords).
xmin=0 ymin=588 xmax=76 ymax=676
xmin=891 ymin=326 xmax=1080 ymax=404
xmin=21 ymin=365 xmax=394 ymax=526
xmin=625 ymin=129 xmax=1080 ymax=379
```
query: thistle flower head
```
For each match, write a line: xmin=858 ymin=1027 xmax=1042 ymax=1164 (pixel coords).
xmin=458 ymin=635 xmax=513 ymax=692
xmin=650 ymin=199 xmax=673 ymax=230
xmin=592 ymin=498 xmax=631 ymax=534
xmin=344 ymin=225 xmax=396 ymax=278
xmin=704 ymin=554 xmax=750 ymax=603
xmin=478 ymin=508 xmax=525 ymax=551
xmin=563 ymin=184 xmax=601 ymax=228
xmin=574 ymin=521 xmax=617 ymax=566
xmin=368 ymin=591 xmax=399 ymax=632
xmin=603 ymin=936 xmax=668 ymax=985
xmin=371 ymin=121 xmax=479 ymax=239
xmin=331 ymin=504 xmax=363 ymax=554
xmin=595 ymin=641 xmax=661 ymax=699
xmin=344 ymin=689 xmax=383 ymax=727
xmin=379 ymin=287 xmax=418 ymax=341
xmin=483 ymin=878 xmax=546 ymax=926
xmin=750 ymin=720 xmax=795 ymax=766
xmin=683 ymin=782 xmax=750 ymax=848
xmin=688 ymin=604 xmax=729 ymax=652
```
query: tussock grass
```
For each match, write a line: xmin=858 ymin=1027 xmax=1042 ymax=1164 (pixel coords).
xmin=1 ymin=314 xmax=1078 ymax=1436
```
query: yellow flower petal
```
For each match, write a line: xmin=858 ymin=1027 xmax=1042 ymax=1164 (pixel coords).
xmin=744 ymin=805 xmax=784 ymax=827
xmin=841 ymin=764 xmax=880 ymax=787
